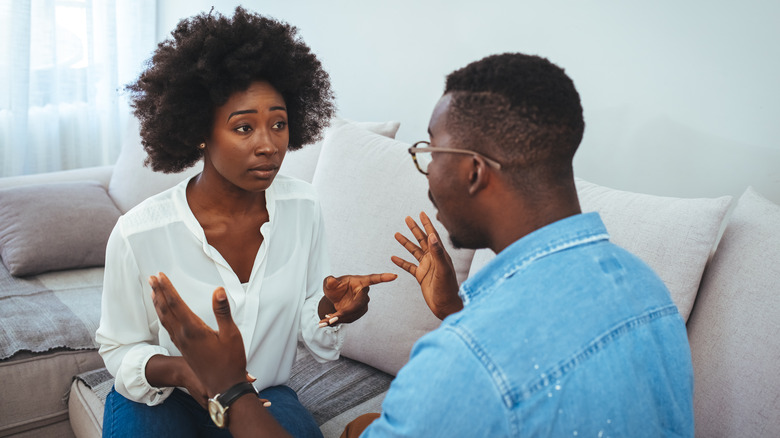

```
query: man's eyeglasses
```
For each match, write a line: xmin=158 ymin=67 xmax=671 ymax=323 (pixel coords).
xmin=407 ymin=141 xmax=502 ymax=175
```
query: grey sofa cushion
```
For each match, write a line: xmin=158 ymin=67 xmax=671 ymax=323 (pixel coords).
xmin=0 ymin=181 xmax=121 ymax=276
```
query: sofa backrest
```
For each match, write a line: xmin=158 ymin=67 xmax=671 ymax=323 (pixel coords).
xmin=686 ymin=187 xmax=780 ymax=437
xmin=469 ymin=179 xmax=734 ymax=323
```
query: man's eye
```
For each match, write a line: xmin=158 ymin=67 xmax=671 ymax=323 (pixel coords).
xmin=236 ymin=125 xmax=252 ymax=133
xmin=273 ymin=121 xmax=287 ymax=130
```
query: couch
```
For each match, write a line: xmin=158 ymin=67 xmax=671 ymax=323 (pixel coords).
xmin=0 ymin=118 xmax=778 ymax=438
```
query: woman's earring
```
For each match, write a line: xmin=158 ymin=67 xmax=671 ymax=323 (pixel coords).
xmin=198 ymin=143 xmax=206 ymax=150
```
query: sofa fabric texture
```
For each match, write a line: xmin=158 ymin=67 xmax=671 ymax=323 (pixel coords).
xmin=686 ymin=187 xmax=780 ymax=436
xmin=574 ymin=178 xmax=733 ymax=321
xmin=0 ymin=181 xmax=121 ymax=276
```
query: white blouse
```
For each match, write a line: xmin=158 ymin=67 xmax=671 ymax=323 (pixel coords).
xmin=95 ymin=174 xmax=343 ymax=406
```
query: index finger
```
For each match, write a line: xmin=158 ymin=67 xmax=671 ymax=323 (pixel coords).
xmin=149 ymin=274 xmax=180 ymax=334
xmin=358 ymin=272 xmax=398 ymax=287
xmin=405 ymin=216 xmax=429 ymax=252
xmin=419 ymin=212 xmax=442 ymax=241
xmin=150 ymin=272 xmax=197 ymax=326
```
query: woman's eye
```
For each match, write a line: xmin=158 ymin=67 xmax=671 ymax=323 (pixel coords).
xmin=235 ymin=125 xmax=252 ymax=134
xmin=273 ymin=121 xmax=287 ymax=130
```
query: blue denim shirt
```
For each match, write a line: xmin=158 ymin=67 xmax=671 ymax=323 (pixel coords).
xmin=363 ymin=213 xmax=694 ymax=437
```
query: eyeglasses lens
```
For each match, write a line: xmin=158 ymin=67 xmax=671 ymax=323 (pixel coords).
xmin=416 ymin=148 xmax=432 ymax=174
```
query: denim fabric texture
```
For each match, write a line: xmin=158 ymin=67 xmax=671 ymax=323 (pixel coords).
xmin=103 ymin=385 xmax=322 ymax=438
xmin=363 ymin=212 xmax=694 ymax=437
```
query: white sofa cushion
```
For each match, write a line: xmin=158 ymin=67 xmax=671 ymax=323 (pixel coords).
xmin=280 ymin=118 xmax=400 ymax=183
xmin=108 ymin=117 xmax=201 ymax=213
xmin=468 ymin=179 xmax=733 ymax=322
xmin=686 ymin=187 xmax=780 ymax=437
xmin=312 ymin=121 xmax=475 ymax=376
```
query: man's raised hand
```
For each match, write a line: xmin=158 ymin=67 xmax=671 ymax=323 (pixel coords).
xmin=391 ymin=212 xmax=462 ymax=320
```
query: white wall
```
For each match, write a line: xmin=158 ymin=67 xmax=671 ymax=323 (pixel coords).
xmin=158 ymin=0 xmax=780 ymax=203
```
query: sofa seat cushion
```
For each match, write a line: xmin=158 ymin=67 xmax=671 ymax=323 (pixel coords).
xmin=0 ymin=265 xmax=105 ymax=436
xmin=0 ymin=265 xmax=104 ymax=360
xmin=0 ymin=349 xmax=103 ymax=437
xmin=68 ymin=342 xmax=392 ymax=438
xmin=686 ymin=187 xmax=780 ymax=437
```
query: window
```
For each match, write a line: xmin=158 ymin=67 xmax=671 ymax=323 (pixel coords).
xmin=0 ymin=0 xmax=156 ymax=176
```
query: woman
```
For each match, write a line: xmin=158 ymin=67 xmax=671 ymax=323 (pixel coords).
xmin=95 ymin=8 xmax=395 ymax=437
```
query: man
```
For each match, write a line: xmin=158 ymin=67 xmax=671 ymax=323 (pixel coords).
xmin=150 ymin=53 xmax=694 ymax=437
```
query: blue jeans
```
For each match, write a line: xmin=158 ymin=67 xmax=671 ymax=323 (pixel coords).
xmin=103 ymin=385 xmax=322 ymax=438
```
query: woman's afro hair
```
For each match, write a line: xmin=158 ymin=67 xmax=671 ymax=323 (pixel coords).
xmin=126 ymin=7 xmax=335 ymax=173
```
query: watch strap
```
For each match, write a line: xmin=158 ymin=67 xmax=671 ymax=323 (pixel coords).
xmin=216 ymin=381 xmax=257 ymax=408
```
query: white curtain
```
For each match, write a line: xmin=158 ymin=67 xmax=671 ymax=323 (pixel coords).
xmin=0 ymin=0 xmax=156 ymax=177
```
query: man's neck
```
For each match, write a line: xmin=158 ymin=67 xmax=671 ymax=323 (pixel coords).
xmin=486 ymin=186 xmax=582 ymax=254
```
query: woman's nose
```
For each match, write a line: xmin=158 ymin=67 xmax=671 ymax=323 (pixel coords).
xmin=253 ymin=130 xmax=278 ymax=156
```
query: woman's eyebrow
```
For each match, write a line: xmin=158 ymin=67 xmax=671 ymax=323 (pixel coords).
xmin=227 ymin=109 xmax=257 ymax=121
xmin=227 ymin=106 xmax=287 ymax=122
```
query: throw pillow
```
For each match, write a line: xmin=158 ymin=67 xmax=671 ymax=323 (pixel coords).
xmin=686 ymin=187 xmax=780 ymax=436
xmin=0 ymin=181 xmax=121 ymax=276
xmin=108 ymin=117 xmax=202 ymax=213
xmin=574 ymin=178 xmax=732 ymax=321
xmin=312 ymin=121 xmax=476 ymax=376
xmin=467 ymin=179 xmax=733 ymax=322
xmin=280 ymin=118 xmax=400 ymax=183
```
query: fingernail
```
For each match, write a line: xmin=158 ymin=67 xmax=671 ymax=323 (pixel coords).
xmin=329 ymin=316 xmax=339 ymax=324
xmin=318 ymin=322 xmax=328 ymax=328
xmin=324 ymin=314 xmax=330 ymax=318
xmin=263 ymin=401 xmax=272 ymax=407
xmin=247 ymin=373 xmax=257 ymax=382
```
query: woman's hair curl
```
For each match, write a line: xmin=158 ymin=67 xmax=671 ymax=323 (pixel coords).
xmin=126 ymin=7 xmax=335 ymax=173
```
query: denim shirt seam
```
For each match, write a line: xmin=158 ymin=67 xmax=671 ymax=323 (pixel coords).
xmin=444 ymin=323 xmax=521 ymax=435
xmin=512 ymin=304 xmax=681 ymax=406
xmin=461 ymin=231 xmax=610 ymax=306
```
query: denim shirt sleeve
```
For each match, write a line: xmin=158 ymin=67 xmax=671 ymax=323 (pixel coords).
xmin=362 ymin=326 xmax=512 ymax=438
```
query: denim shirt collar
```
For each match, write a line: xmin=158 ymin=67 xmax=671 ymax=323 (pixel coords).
xmin=459 ymin=212 xmax=610 ymax=306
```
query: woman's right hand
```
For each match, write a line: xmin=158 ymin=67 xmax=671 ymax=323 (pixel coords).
xmin=145 ymin=355 xmax=210 ymax=408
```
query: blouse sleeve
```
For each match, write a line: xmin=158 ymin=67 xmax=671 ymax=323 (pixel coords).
xmin=298 ymin=198 xmax=344 ymax=362
xmin=95 ymin=222 xmax=174 ymax=406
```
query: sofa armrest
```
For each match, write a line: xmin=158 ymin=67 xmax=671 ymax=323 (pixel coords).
xmin=0 ymin=165 xmax=114 ymax=190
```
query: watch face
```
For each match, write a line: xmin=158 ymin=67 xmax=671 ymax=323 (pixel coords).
xmin=209 ymin=399 xmax=228 ymax=428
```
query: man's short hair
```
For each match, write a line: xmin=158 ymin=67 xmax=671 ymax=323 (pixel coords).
xmin=444 ymin=53 xmax=584 ymax=189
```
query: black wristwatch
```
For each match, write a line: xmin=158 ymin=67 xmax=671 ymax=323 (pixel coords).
xmin=208 ymin=381 xmax=258 ymax=428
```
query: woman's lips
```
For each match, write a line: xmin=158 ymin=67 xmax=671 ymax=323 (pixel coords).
xmin=249 ymin=165 xmax=278 ymax=179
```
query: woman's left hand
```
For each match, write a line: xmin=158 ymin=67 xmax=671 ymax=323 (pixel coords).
xmin=319 ymin=273 xmax=397 ymax=327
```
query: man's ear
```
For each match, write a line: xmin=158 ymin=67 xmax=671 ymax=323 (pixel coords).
xmin=467 ymin=156 xmax=490 ymax=196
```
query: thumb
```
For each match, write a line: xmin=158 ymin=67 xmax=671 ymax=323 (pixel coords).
xmin=211 ymin=287 xmax=236 ymax=335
